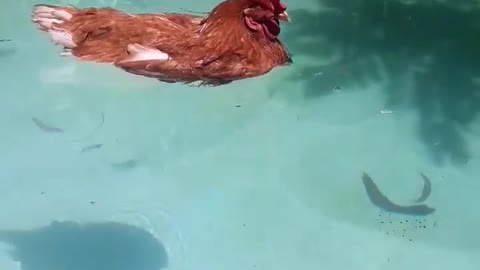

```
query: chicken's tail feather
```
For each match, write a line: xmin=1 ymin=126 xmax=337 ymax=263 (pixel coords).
xmin=32 ymin=4 xmax=77 ymax=48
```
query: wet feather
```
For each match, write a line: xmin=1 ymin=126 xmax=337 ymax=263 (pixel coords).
xmin=31 ymin=0 xmax=292 ymax=86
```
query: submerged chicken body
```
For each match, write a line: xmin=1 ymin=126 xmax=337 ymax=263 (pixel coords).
xmin=32 ymin=0 xmax=292 ymax=86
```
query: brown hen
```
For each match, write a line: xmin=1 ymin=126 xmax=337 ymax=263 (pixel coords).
xmin=31 ymin=0 xmax=292 ymax=86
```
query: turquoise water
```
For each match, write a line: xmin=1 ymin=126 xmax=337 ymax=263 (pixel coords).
xmin=1 ymin=0 xmax=480 ymax=269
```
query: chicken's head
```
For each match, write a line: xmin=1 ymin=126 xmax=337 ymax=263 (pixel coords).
xmin=243 ymin=0 xmax=289 ymax=40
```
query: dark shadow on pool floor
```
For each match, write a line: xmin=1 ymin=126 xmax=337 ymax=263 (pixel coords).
xmin=0 ymin=221 xmax=168 ymax=270
xmin=282 ymin=0 xmax=480 ymax=167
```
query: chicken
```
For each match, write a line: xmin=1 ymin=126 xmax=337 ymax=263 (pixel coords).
xmin=31 ymin=0 xmax=292 ymax=86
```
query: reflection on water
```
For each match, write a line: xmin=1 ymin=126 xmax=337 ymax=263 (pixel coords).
xmin=284 ymin=0 xmax=480 ymax=166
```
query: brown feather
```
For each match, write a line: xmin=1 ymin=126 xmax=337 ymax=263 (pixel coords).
xmin=31 ymin=0 xmax=291 ymax=86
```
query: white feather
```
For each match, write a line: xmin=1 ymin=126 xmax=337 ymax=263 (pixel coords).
xmin=48 ymin=30 xmax=76 ymax=48
xmin=32 ymin=5 xmax=76 ymax=48
xmin=120 ymin=44 xmax=169 ymax=62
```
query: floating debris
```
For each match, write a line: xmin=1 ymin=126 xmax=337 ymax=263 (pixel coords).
xmin=32 ymin=117 xmax=64 ymax=133
xmin=0 ymin=39 xmax=11 ymax=42
xmin=33 ymin=112 xmax=106 ymax=144
xmin=80 ymin=143 xmax=102 ymax=153
xmin=110 ymin=159 xmax=138 ymax=170
xmin=413 ymin=172 xmax=432 ymax=203
xmin=380 ymin=110 xmax=393 ymax=114
xmin=361 ymin=172 xmax=436 ymax=216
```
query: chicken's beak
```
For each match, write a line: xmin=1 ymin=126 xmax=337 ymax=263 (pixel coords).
xmin=277 ymin=11 xmax=290 ymax=22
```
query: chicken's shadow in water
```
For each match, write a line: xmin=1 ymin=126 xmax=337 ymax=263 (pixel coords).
xmin=0 ymin=221 xmax=168 ymax=270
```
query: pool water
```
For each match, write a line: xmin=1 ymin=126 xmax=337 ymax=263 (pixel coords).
xmin=1 ymin=0 xmax=480 ymax=269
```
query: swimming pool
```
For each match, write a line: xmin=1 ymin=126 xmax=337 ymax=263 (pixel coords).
xmin=0 ymin=0 xmax=479 ymax=269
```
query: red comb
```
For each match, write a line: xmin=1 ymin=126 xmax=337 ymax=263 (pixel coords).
xmin=272 ymin=0 xmax=287 ymax=12
xmin=250 ymin=0 xmax=286 ymax=12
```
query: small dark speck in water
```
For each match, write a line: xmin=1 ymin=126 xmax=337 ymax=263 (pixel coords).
xmin=333 ymin=86 xmax=341 ymax=91
xmin=242 ymin=224 xmax=246 ymax=227
xmin=40 ymin=192 xmax=45 ymax=195
xmin=235 ymin=104 xmax=241 ymax=108
xmin=90 ymin=201 xmax=96 ymax=205
xmin=377 ymin=213 xmax=436 ymax=242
